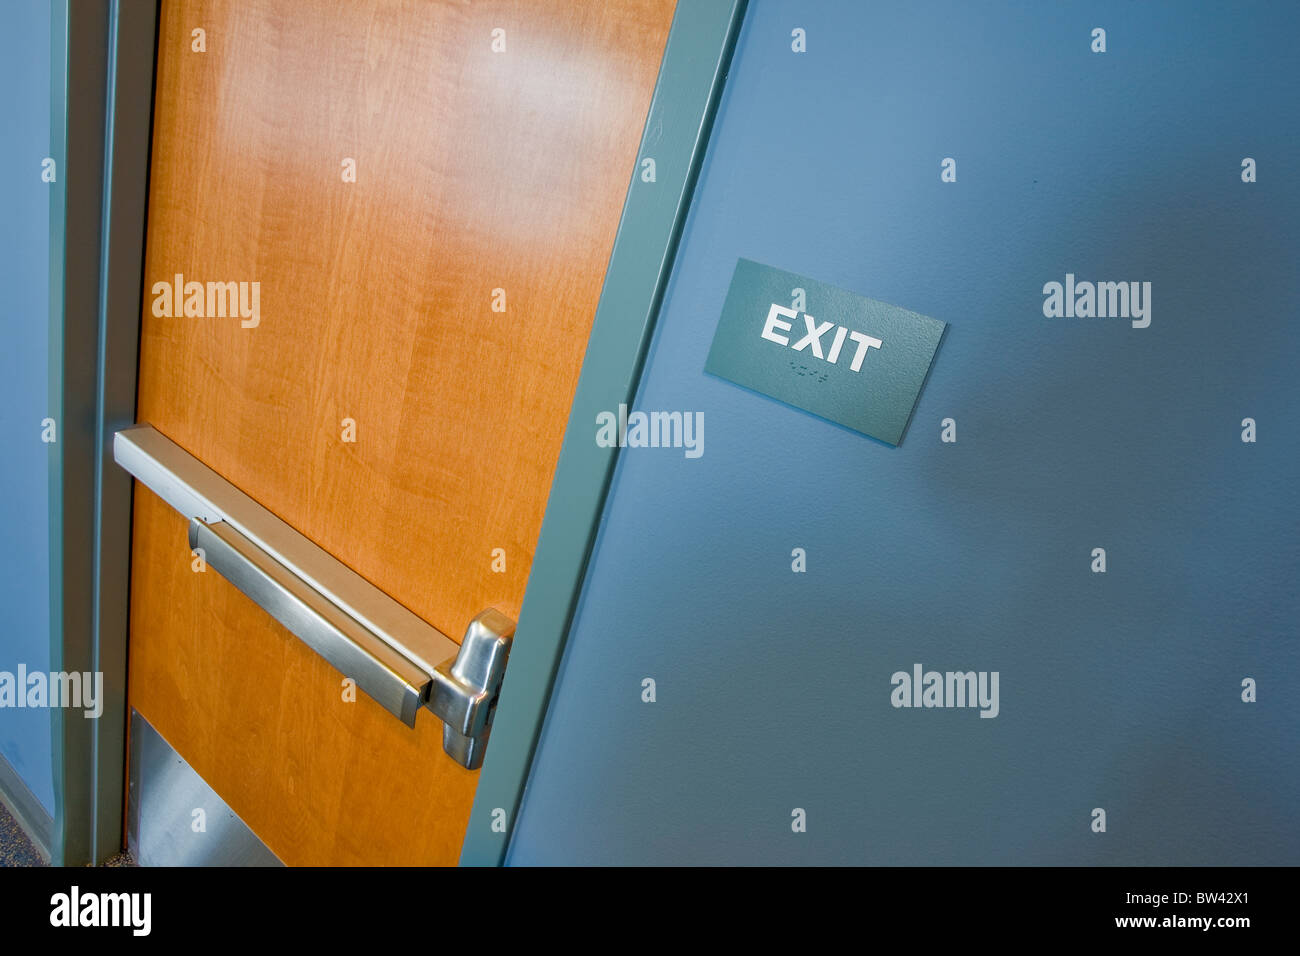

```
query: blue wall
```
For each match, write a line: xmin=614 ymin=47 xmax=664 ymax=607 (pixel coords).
xmin=509 ymin=0 xmax=1300 ymax=864
xmin=0 ymin=0 xmax=56 ymax=816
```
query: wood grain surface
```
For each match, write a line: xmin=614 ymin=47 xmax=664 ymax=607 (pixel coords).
xmin=129 ymin=0 xmax=674 ymax=865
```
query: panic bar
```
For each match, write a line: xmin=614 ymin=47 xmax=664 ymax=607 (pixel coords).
xmin=113 ymin=424 xmax=514 ymax=768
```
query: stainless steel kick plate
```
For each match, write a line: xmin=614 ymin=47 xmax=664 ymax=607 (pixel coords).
xmin=127 ymin=710 xmax=282 ymax=867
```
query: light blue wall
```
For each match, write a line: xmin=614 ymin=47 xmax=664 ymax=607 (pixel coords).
xmin=509 ymin=0 xmax=1300 ymax=864
xmin=0 ymin=0 xmax=56 ymax=815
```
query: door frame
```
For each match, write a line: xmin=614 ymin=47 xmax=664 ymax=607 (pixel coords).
xmin=48 ymin=0 xmax=158 ymax=866
xmin=459 ymin=0 xmax=750 ymax=866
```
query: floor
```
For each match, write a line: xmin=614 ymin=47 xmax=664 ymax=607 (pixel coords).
xmin=0 ymin=799 xmax=135 ymax=866
xmin=0 ymin=799 xmax=44 ymax=866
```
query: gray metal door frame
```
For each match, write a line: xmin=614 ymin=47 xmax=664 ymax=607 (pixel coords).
xmin=48 ymin=0 xmax=157 ymax=866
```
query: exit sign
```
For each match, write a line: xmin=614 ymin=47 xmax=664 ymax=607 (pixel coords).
xmin=704 ymin=259 xmax=947 ymax=446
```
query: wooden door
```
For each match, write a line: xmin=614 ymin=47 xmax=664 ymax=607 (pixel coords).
xmin=127 ymin=0 xmax=674 ymax=865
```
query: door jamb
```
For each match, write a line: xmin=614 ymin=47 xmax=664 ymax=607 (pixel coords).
xmin=50 ymin=0 xmax=158 ymax=866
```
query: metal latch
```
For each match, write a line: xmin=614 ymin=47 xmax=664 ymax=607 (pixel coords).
xmin=428 ymin=609 xmax=515 ymax=770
